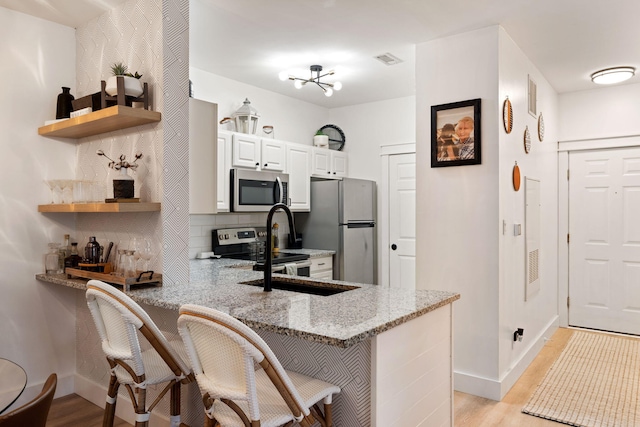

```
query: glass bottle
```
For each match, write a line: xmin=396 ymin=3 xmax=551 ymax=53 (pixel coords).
xmin=59 ymin=234 xmax=70 ymax=272
xmin=45 ymin=243 xmax=61 ymax=274
xmin=64 ymin=243 xmax=82 ymax=269
xmin=272 ymin=223 xmax=280 ymax=255
xmin=85 ymin=236 xmax=101 ymax=264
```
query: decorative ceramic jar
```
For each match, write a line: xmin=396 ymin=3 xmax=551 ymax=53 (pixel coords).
xmin=113 ymin=168 xmax=135 ymax=199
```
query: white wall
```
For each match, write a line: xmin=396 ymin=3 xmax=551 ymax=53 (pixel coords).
xmin=416 ymin=26 xmax=501 ymax=394
xmin=415 ymin=26 xmax=560 ymax=400
xmin=329 ymin=96 xmax=416 ymax=182
xmin=0 ymin=7 xmax=77 ymax=402
xmin=497 ymin=28 xmax=559 ymax=398
xmin=558 ymin=82 xmax=640 ymax=142
xmin=190 ymin=67 xmax=329 ymax=144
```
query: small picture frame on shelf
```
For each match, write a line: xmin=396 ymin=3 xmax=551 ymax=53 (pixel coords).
xmin=431 ymin=98 xmax=481 ymax=167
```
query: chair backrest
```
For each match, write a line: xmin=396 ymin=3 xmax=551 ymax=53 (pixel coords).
xmin=85 ymin=280 xmax=190 ymax=381
xmin=0 ymin=373 xmax=57 ymax=427
xmin=177 ymin=304 xmax=309 ymax=423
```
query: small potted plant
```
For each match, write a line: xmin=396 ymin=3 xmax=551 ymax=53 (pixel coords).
xmin=97 ymin=150 xmax=143 ymax=199
xmin=313 ymin=129 xmax=329 ymax=148
xmin=105 ymin=62 xmax=144 ymax=97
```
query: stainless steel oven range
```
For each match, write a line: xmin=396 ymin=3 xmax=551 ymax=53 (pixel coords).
xmin=212 ymin=227 xmax=311 ymax=276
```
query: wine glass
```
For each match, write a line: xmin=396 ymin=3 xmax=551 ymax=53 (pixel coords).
xmin=130 ymin=236 xmax=142 ymax=271
xmin=138 ymin=238 xmax=153 ymax=272
xmin=44 ymin=180 xmax=56 ymax=204
xmin=61 ymin=180 xmax=74 ymax=204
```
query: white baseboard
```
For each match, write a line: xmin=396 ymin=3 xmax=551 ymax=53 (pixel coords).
xmin=453 ymin=316 xmax=559 ymax=401
xmin=74 ymin=374 xmax=170 ymax=427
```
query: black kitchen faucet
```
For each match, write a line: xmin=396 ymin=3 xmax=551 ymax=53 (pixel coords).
xmin=264 ymin=203 xmax=297 ymax=292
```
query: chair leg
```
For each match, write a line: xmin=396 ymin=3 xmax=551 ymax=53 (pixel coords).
xmin=103 ymin=374 xmax=120 ymax=427
xmin=135 ymin=388 xmax=149 ymax=427
xmin=170 ymin=381 xmax=182 ymax=427
xmin=324 ymin=403 xmax=333 ymax=427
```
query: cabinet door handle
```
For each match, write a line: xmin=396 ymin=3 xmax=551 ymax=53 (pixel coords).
xmin=318 ymin=262 xmax=325 ymax=266
xmin=391 ymin=244 xmax=397 ymax=251
xmin=264 ymin=163 xmax=268 ymax=168
xmin=255 ymin=162 xmax=260 ymax=167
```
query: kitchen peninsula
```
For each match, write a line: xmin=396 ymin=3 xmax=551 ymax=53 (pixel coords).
xmin=37 ymin=258 xmax=459 ymax=426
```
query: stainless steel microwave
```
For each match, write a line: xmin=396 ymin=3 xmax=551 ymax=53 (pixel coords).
xmin=231 ymin=169 xmax=289 ymax=212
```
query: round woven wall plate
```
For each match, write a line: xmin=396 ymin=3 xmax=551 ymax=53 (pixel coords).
xmin=524 ymin=126 xmax=531 ymax=153
xmin=538 ymin=113 xmax=545 ymax=142
xmin=513 ymin=162 xmax=521 ymax=191
xmin=503 ymin=97 xmax=513 ymax=134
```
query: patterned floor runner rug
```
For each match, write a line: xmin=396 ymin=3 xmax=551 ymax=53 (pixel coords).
xmin=522 ymin=330 xmax=640 ymax=426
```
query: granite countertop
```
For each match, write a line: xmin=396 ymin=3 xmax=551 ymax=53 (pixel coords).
xmin=279 ymin=248 xmax=335 ymax=258
xmin=37 ymin=257 xmax=459 ymax=348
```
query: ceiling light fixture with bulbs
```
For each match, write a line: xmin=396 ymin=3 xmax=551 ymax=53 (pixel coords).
xmin=590 ymin=66 xmax=635 ymax=85
xmin=279 ymin=65 xmax=342 ymax=97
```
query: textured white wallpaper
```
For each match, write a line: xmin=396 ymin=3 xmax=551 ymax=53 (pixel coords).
xmin=73 ymin=0 xmax=190 ymax=284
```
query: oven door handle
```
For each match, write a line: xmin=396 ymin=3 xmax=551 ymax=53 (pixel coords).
xmin=295 ymin=261 xmax=312 ymax=268
xmin=271 ymin=265 xmax=286 ymax=272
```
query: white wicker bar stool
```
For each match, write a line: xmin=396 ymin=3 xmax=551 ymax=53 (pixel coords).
xmin=177 ymin=304 xmax=340 ymax=427
xmin=85 ymin=280 xmax=193 ymax=427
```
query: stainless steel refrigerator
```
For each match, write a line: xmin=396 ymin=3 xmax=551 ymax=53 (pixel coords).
xmin=299 ymin=178 xmax=376 ymax=284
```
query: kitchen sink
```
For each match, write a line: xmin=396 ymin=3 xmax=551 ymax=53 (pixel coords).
xmin=240 ymin=277 xmax=358 ymax=296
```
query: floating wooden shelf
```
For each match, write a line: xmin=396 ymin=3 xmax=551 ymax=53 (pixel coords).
xmin=38 ymin=105 xmax=161 ymax=139
xmin=38 ymin=202 xmax=161 ymax=213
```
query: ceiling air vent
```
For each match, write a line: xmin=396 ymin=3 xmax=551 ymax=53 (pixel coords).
xmin=374 ymin=52 xmax=403 ymax=66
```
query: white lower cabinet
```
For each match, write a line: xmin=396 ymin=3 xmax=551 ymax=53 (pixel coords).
xmin=310 ymin=255 xmax=333 ymax=279
xmin=285 ymin=143 xmax=311 ymax=211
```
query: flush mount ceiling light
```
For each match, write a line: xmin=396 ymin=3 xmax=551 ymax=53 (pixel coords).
xmin=279 ymin=65 xmax=342 ymax=97
xmin=591 ymin=66 xmax=635 ymax=85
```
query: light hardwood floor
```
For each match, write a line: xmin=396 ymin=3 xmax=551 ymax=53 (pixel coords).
xmin=46 ymin=328 xmax=574 ymax=427
xmin=454 ymin=327 xmax=573 ymax=427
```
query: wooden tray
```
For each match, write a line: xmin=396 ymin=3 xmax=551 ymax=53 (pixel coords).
xmin=66 ymin=267 xmax=162 ymax=291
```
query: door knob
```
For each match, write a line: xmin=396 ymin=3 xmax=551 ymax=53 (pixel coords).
xmin=391 ymin=244 xmax=397 ymax=251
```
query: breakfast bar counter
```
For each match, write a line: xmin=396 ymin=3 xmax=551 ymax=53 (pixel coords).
xmin=37 ymin=259 xmax=459 ymax=426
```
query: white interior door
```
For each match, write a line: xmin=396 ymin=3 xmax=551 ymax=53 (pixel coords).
xmin=389 ymin=153 xmax=416 ymax=289
xmin=569 ymin=147 xmax=640 ymax=335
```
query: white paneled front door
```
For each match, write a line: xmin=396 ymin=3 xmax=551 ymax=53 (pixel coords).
xmin=569 ymin=147 xmax=640 ymax=334
xmin=389 ymin=153 xmax=416 ymax=289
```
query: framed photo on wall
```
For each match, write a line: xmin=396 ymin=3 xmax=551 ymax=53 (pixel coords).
xmin=431 ymin=98 xmax=481 ymax=167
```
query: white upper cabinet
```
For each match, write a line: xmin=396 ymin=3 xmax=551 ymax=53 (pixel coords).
xmin=232 ymin=133 xmax=261 ymax=169
xmin=217 ymin=131 xmax=233 ymax=212
xmin=189 ymin=98 xmax=218 ymax=214
xmin=285 ymin=143 xmax=311 ymax=211
xmin=311 ymin=147 xmax=348 ymax=178
xmin=260 ymin=138 xmax=286 ymax=171
xmin=331 ymin=150 xmax=348 ymax=177
xmin=231 ymin=133 xmax=286 ymax=171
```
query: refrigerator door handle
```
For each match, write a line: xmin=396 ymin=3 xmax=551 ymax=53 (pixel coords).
xmin=344 ymin=221 xmax=375 ymax=228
